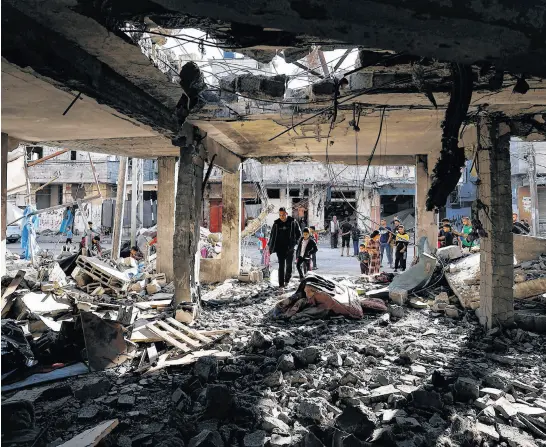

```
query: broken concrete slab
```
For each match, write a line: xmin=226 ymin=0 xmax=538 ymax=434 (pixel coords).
xmin=21 ymin=292 xmax=71 ymax=316
xmin=436 ymin=245 xmax=463 ymax=262
xmin=496 ymin=423 xmax=539 ymax=447
xmin=388 ymin=252 xmax=437 ymax=297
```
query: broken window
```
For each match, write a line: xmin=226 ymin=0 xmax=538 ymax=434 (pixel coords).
xmin=25 ymin=146 xmax=43 ymax=161
xmin=70 ymin=151 xmax=77 ymax=160
xmin=267 ymin=188 xmax=280 ymax=199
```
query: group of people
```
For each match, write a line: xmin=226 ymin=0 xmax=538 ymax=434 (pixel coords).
xmin=267 ymin=207 xmax=318 ymax=288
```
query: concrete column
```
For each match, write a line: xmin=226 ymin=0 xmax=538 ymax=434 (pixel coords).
xmin=415 ymin=155 xmax=438 ymax=251
xmin=111 ymin=156 xmax=128 ymax=260
xmin=477 ymin=118 xmax=514 ymax=329
xmin=357 ymin=188 xmax=373 ymax=232
xmin=221 ymin=168 xmax=242 ymax=278
xmin=1 ymin=133 xmax=8 ymax=277
xmin=156 ymin=157 xmax=177 ymax=281
xmin=174 ymin=143 xmax=204 ymax=319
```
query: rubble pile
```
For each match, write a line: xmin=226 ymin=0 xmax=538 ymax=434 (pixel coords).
xmin=446 ymin=253 xmax=546 ymax=310
xmin=200 ymin=227 xmax=222 ymax=259
xmin=2 ymin=270 xmax=545 ymax=446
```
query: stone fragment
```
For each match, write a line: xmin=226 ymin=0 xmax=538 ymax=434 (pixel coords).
xmin=399 ymin=345 xmax=420 ymax=364
xmin=512 ymin=403 xmax=546 ymax=417
xmin=494 ymin=396 xmax=518 ymax=419
xmin=262 ymin=416 xmax=290 ymax=433
xmin=388 ymin=305 xmax=405 ymax=319
xmin=294 ymin=347 xmax=320 ymax=366
xmin=396 ymin=384 xmax=418 ymax=397
xmin=189 ymin=430 xmax=224 ymax=447
xmin=365 ymin=346 xmax=386 ymax=358
xmin=194 ymin=356 xmax=219 ymax=382
xmin=476 ymin=422 xmax=499 ymax=441
xmin=327 ymin=353 xmax=343 ymax=367
xmin=411 ymin=389 xmax=444 ymax=410
xmin=409 ymin=297 xmax=428 ymax=309
xmin=277 ymin=354 xmax=295 ymax=372
xmin=250 ymin=331 xmax=272 ymax=350
xmin=480 ymin=388 xmax=504 ymax=400
xmin=72 ymin=377 xmax=111 ymax=401
xmin=77 ymin=404 xmax=99 ymax=420
xmin=513 ymin=380 xmax=539 ymax=393
xmin=454 ymin=377 xmax=480 ymax=402
xmin=395 ymin=417 xmax=421 ymax=428
xmin=365 ymin=385 xmax=397 ymax=403
xmin=444 ymin=305 xmax=460 ymax=318
xmin=483 ymin=373 xmax=509 ymax=390
xmin=335 ymin=405 xmax=378 ymax=439
xmin=205 ymin=385 xmax=235 ymax=419
xmin=264 ymin=371 xmax=283 ymax=388
xmin=118 ymin=394 xmax=135 ymax=408
xmin=270 ymin=434 xmax=292 ymax=447
xmin=338 ymin=386 xmax=356 ymax=399
xmin=297 ymin=399 xmax=325 ymax=422
xmin=343 ymin=356 xmax=357 ymax=367
xmin=340 ymin=372 xmax=359 ymax=386
xmin=410 ymin=365 xmax=427 ymax=377
xmin=243 ymin=430 xmax=266 ymax=447
xmin=382 ymin=409 xmax=406 ymax=423
xmin=496 ymin=423 xmax=538 ymax=447
xmin=389 ymin=288 xmax=407 ymax=305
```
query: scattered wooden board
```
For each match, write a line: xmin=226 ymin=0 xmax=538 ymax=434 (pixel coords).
xmin=1 ymin=270 xmax=25 ymax=316
xmin=146 ymin=323 xmax=190 ymax=352
xmin=147 ymin=344 xmax=158 ymax=364
xmin=58 ymin=419 xmax=119 ymax=447
xmin=144 ymin=350 xmax=232 ymax=375
xmin=155 ymin=320 xmax=201 ymax=348
xmin=166 ymin=317 xmax=213 ymax=344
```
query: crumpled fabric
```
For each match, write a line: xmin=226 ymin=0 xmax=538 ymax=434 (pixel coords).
xmin=1 ymin=319 xmax=38 ymax=372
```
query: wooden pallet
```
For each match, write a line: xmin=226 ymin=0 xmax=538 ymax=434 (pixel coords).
xmin=76 ymin=256 xmax=129 ymax=292
xmin=144 ymin=318 xmax=219 ymax=353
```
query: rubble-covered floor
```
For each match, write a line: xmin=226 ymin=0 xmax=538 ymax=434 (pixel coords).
xmin=3 ymin=277 xmax=546 ymax=447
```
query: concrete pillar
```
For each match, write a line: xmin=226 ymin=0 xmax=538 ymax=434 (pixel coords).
xmin=477 ymin=118 xmax=514 ymax=329
xmin=174 ymin=143 xmax=204 ymax=319
xmin=415 ymin=155 xmax=438 ymax=251
xmin=156 ymin=157 xmax=177 ymax=281
xmin=1 ymin=133 xmax=7 ymax=277
xmin=357 ymin=188 xmax=373 ymax=232
xmin=111 ymin=156 xmax=128 ymax=261
xmin=221 ymin=169 xmax=242 ymax=278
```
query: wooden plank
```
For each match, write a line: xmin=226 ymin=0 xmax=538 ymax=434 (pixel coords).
xmin=129 ymin=327 xmax=162 ymax=343
xmin=1 ymin=270 xmax=25 ymax=315
xmin=155 ymin=320 xmax=201 ymax=348
xmin=137 ymin=349 xmax=147 ymax=369
xmin=146 ymin=323 xmax=190 ymax=352
xmin=58 ymin=419 xmax=119 ymax=447
xmin=199 ymin=328 xmax=236 ymax=336
xmin=143 ymin=350 xmax=232 ymax=375
xmin=147 ymin=344 xmax=158 ymax=364
xmin=2 ymin=362 xmax=89 ymax=392
xmin=166 ymin=317 xmax=213 ymax=343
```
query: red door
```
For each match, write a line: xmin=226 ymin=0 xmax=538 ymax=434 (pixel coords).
xmin=209 ymin=200 xmax=222 ymax=233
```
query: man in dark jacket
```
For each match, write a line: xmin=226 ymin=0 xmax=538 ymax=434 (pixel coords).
xmin=268 ymin=207 xmax=302 ymax=288
xmin=296 ymin=228 xmax=318 ymax=279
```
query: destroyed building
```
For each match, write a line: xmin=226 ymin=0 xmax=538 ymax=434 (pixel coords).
xmin=1 ymin=0 xmax=546 ymax=446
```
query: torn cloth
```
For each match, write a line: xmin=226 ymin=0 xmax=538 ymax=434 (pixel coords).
xmin=269 ymin=275 xmax=364 ymax=320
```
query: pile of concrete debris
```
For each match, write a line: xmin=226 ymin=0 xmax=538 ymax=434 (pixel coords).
xmin=200 ymin=227 xmax=222 ymax=259
xmin=2 ymin=269 xmax=544 ymax=447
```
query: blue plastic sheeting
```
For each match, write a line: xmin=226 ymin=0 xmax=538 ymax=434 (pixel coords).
xmin=1 ymin=362 xmax=89 ymax=392
xmin=20 ymin=206 xmax=40 ymax=260
xmin=59 ymin=209 xmax=74 ymax=234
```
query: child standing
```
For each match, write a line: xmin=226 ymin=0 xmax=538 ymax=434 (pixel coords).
xmin=296 ymin=227 xmax=318 ymax=279
xmin=394 ymin=225 xmax=410 ymax=271
xmin=309 ymin=226 xmax=319 ymax=270
xmin=357 ymin=243 xmax=370 ymax=274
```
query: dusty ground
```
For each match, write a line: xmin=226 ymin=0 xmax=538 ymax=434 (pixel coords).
xmin=3 ymin=274 xmax=545 ymax=447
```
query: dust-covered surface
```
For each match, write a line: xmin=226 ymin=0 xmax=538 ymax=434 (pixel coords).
xmin=2 ymin=271 xmax=546 ymax=446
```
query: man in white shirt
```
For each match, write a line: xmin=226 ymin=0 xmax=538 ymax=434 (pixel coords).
xmin=330 ymin=216 xmax=339 ymax=249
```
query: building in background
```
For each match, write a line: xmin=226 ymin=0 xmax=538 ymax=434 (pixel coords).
xmin=511 ymin=139 xmax=546 ymax=236
xmin=203 ymin=160 xmax=416 ymax=234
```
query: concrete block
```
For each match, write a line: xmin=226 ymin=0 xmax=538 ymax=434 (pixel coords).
xmin=436 ymin=245 xmax=463 ymax=262
xmin=389 ymin=288 xmax=407 ymax=305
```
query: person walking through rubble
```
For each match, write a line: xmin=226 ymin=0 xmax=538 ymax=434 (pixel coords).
xmin=394 ymin=225 xmax=410 ymax=271
xmin=268 ymin=207 xmax=302 ymax=289
xmin=330 ymin=216 xmax=339 ymax=248
xmin=367 ymin=230 xmax=381 ymax=275
xmin=378 ymin=219 xmax=393 ymax=268
xmin=340 ymin=217 xmax=352 ymax=257
xmin=296 ymin=228 xmax=318 ymax=279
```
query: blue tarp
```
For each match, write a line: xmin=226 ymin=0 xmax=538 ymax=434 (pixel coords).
xmin=21 ymin=206 xmax=40 ymax=260
xmin=59 ymin=209 xmax=73 ymax=234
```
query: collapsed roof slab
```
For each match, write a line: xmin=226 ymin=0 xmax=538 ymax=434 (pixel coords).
xmin=146 ymin=0 xmax=546 ymax=77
